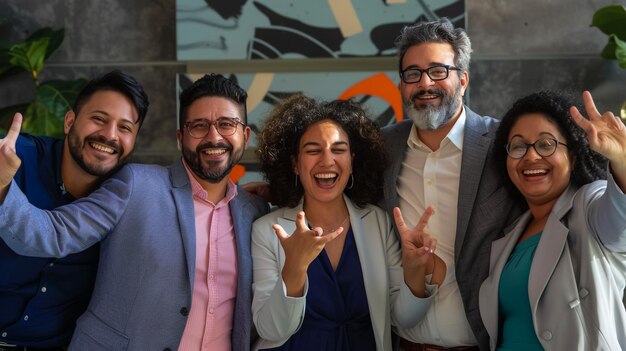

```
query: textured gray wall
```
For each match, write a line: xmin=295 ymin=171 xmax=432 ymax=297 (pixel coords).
xmin=1 ymin=0 xmax=625 ymax=165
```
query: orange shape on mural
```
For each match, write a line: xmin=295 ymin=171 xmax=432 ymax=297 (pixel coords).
xmin=338 ymin=73 xmax=403 ymax=123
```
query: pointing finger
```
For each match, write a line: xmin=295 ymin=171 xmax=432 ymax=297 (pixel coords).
xmin=295 ymin=211 xmax=308 ymax=232
xmin=5 ymin=113 xmax=23 ymax=146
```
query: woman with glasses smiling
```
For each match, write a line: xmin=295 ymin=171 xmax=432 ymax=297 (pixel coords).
xmin=478 ymin=90 xmax=626 ymax=350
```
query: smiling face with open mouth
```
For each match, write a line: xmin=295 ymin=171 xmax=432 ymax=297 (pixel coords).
xmin=65 ymin=90 xmax=139 ymax=177
xmin=399 ymin=42 xmax=468 ymax=131
xmin=177 ymin=96 xmax=250 ymax=184
xmin=506 ymin=113 xmax=573 ymax=207
xmin=295 ymin=120 xmax=353 ymax=207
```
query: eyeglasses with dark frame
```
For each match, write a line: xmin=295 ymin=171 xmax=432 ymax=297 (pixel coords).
xmin=184 ymin=117 xmax=246 ymax=138
xmin=506 ymin=138 xmax=569 ymax=159
xmin=399 ymin=64 xmax=462 ymax=84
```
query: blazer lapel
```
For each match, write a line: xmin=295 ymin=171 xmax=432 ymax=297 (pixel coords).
xmin=528 ymin=186 xmax=576 ymax=313
xmin=455 ymin=108 xmax=492 ymax=258
xmin=382 ymin=120 xmax=412 ymax=213
xmin=169 ymin=159 xmax=197 ymax=291
xmin=345 ymin=196 xmax=389 ymax=348
xmin=479 ymin=213 xmax=529 ymax=346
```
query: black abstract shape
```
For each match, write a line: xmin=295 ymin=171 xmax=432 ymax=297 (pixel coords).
xmin=249 ymin=1 xmax=345 ymax=59
xmin=205 ymin=0 xmax=248 ymax=20
xmin=369 ymin=0 xmax=465 ymax=56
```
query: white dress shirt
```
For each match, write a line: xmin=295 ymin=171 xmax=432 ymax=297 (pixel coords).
xmin=396 ymin=108 xmax=477 ymax=347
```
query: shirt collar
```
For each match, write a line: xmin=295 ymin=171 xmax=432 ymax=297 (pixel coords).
xmin=407 ymin=106 xmax=466 ymax=151
xmin=182 ymin=158 xmax=238 ymax=205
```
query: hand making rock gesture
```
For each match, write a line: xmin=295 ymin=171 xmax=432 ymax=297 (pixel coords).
xmin=272 ymin=211 xmax=343 ymax=296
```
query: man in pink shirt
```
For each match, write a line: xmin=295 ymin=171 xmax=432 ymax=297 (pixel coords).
xmin=0 ymin=74 xmax=269 ymax=350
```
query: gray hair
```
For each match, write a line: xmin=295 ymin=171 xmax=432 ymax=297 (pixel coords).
xmin=395 ymin=17 xmax=472 ymax=73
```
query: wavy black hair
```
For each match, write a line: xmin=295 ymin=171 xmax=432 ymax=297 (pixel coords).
xmin=74 ymin=70 xmax=149 ymax=128
xmin=257 ymin=94 xmax=387 ymax=208
xmin=494 ymin=90 xmax=607 ymax=200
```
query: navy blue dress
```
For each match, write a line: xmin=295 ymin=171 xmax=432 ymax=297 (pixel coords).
xmin=264 ymin=228 xmax=377 ymax=351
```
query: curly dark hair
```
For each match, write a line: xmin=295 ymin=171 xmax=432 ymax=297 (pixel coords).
xmin=257 ymin=94 xmax=387 ymax=208
xmin=494 ymin=90 xmax=607 ymax=201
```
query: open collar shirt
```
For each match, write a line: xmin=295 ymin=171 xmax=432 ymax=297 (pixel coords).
xmin=178 ymin=161 xmax=239 ymax=351
xmin=396 ymin=108 xmax=478 ymax=347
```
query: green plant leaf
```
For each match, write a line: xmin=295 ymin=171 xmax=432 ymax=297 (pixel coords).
xmin=601 ymin=39 xmax=617 ymax=60
xmin=25 ymin=27 xmax=64 ymax=60
xmin=614 ymin=35 xmax=626 ymax=69
xmin=36 ymin=79 xmax=88 ymax=118
xmin=592 ymin=4 xmax=626 ymax=40
xmin=8 ymin=37 xmax=50 ymax=80
xmin=22 ymin=100 xmax=64 ymax=138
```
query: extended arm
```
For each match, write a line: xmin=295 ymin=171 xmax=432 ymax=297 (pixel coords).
xmin=0 ymin=165 xmax=133 ymax=257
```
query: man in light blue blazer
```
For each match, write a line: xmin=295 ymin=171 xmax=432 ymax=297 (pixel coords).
xmin=380 ymin=19 xmax=523 ymax=350
xmin=0 ymin=74 xmax=269 ymax=350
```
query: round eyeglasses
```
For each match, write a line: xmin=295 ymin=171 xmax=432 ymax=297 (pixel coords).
xmin=400 ymin=64 xmax=461 ymax=84
xmin=184 ymin=117 xmax=245 ymax=138
xmin=506 ymin=138 xmax=568 ymax=159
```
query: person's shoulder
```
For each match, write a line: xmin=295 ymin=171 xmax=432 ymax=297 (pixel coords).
xmin=465 ymin=107 xmax=500 ymax=131
xmin=236 ymin=185 xmax=270 ymax=215
xmin=16 ymin=133 xmax=61 ymax=154
xmin=380 ymin=119 xmax=413 ymax=135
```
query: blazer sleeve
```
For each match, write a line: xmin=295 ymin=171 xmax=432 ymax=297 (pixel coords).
xmin=251 ymin=213 xmax=307 ymax=344
xmin=586 ymin=172 xmax=626 ymax=252
xmin=0 ymin=166 xmax=134 ymax=257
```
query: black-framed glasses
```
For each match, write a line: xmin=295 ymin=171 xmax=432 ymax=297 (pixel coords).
xmin=400 ymin=64 xmax=461 ymax=84
xmin=184 ymin=117 xmax=245 ymax=138
xmin=506 ymin=138 xmax=568 ymax=159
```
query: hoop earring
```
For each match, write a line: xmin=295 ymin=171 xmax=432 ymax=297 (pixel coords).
xmin=294 ymin=174 xmax=299 ymax=188
xmin=347 ymin=173 xmax=354 ymax=190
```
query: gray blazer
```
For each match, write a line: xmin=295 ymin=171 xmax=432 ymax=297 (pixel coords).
xmin=380 ymin=107 xmax=523 ymax=350
xmin=0 ymin=160 xmax=269 ymax=351
xmin=251 ymin=196 xmax=432 ymax=351
xmin=479 ymin=174 xmax=626 ymax=350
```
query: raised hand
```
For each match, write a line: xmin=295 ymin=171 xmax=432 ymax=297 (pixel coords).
xmin=570 ymin=91 xmax=626 ymax=188
xmin=0 ymin=113 xmax=23 ymax=197
xmin=394 ymin=206 xmax=446 ymax=297
xmin=570 ymin=91 xmax=626 ymax=164
xmin=273 ymin=211 xmax=343 ymax=296
xmin=394 ymin=206 xmax=437 ymax=271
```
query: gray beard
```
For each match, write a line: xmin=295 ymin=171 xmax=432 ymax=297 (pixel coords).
xmin=403 ymin=85 xmax=463 ymax=131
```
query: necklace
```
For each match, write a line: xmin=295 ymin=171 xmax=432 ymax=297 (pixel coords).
xmin=311 ymin=215 xmax=350 ymax=234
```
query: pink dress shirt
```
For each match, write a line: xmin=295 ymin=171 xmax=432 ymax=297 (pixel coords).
xmin=178 ymin=162 xmax=239 ymax=351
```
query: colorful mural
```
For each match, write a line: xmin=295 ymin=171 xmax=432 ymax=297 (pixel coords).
xmin=177 ymin=0 xmax=464 ymax=60
xmin=177 ymin=71 xmax=407 ymax=182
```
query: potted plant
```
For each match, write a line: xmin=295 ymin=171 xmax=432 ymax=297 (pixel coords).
xmin=591 ymin=4 xmax=626 ymax=119
xmin=0 ymin=24 xmax=87 ymax=136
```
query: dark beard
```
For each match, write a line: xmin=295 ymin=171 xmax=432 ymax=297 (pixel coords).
xmin=67 ymin=127 xmax=124 ymax=177
xmin=182 ymin=141 xmax=243 ymax=183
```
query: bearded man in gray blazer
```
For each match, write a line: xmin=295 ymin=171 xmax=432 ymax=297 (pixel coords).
xmin=0 ymin=74 xmax=269 ymax=350
xmin=381 ymin=19 xmax=523 ymax=351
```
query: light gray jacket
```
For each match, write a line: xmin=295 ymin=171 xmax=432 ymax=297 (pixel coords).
xmin=251 ymin=195 xmax=433 ymax=351
xmin=479 ymin=173 xmax=626 ymax=350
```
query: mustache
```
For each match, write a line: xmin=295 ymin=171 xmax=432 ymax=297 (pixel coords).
xmin=196 ymin=142 xmax=232 ymax=153
xmin=410 ymin=88 xmax=446 ymax=101
xmin=85 ymin=135 xmax=121 ymax=153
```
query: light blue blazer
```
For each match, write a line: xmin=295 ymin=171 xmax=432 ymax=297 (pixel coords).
xmin=479 ymin=173 xmax=626 ymax=350
xmin=0 ymin=160 xmax=268 ymax=351
xmin=250 ymin=195 xmax=433 ymax=351
xmin=380 ymin=107 xmax=524 ymax=350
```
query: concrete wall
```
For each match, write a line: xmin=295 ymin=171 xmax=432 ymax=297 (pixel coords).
xmin=1 ymin=0 xmax=625 ymax=165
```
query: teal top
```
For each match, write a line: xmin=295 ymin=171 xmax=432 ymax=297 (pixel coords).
xmin=497 ymin=233 xmax=544 ymax=351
